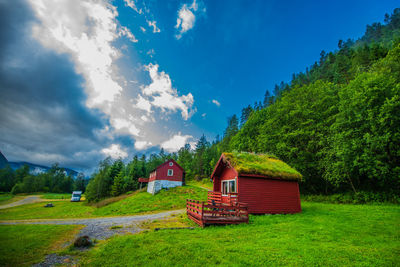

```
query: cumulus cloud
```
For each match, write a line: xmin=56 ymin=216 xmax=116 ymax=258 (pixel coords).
xmin=119 ymin=26 xmax=138 ymax=43
xmin=141 ymin=63 xmax=194 ymax=120
xmin=175 ymin=0 xmax=205 ymax=39
xmin=27 ymin=0 xmax=144 ymax=139
xmin=101 ymin=144 xmax=128 ymax=159
xmin=124 ymin=0 xmax=142 ymax=14
xmin=161 ymin=134 xmax=193 ymax=153
xmin=212 ymin=99 xmax=220 ymax=107
xmin=134 ymin=140 xmax=152 ymax=150
xmin=147 ymin=20 xmax=161 ymax=33
xmin=29 ymin=0 xmax=123 ymax=109
xmin=136 ymin=95 xmax=152 ymax=113
xmin=0 ymin=0 xmax=109 ymax=170
xmin=0 ymin=0 xmax=199 ymax=171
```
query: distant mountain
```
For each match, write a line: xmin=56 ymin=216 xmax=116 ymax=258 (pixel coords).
xmin=0 ymin=151 xmax=8 ymax=169
xmin=0 ymin=150 xmax=78 ymax=178
xmin=7 ymin=161 xmax=79 ymax=178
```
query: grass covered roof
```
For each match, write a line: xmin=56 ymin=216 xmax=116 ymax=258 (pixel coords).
xmin=222 ymin=152 xmax=302 ymax=181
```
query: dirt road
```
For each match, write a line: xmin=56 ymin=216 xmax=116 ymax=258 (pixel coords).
xmin=0 ymin=196 xmax=42 ymax=210
xmin=0 ymin=209 xmax=186 ymax=239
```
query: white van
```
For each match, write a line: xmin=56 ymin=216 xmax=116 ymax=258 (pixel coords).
xmin=71 ymin=191 xmax=82 ymax=202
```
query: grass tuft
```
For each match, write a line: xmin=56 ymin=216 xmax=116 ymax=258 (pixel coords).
xmin=223 ymin=151 xmax=302 ymax=180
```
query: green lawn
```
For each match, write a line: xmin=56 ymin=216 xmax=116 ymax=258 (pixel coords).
xmin=186 ymin=179 xmax=213 ymax=190
xmin=0 ymin=201 xmax=95 ymax=220
xmin=41 ymin=193 xmax=72 ymax=200
xmin=0 ymin=193 xmax=27 ymax=205
xmin=92 ymin=185 xmax=207 ymax=216
xmin=0 ymin=224 xmax=80 ymax=266
xmin=0 ymin=186 xmax=207 ymax=220
xmin=0 ymin=193 xmax=14 ymax=205
xmin=80 ymin=202 xmax=400 ymax=266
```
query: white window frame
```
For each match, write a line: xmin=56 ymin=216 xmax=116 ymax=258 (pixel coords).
xmin=221 ymin=179 xmax=236 ymax=196
xmin=169 ymin=162 xmax=173 ymax=166
xmin=167 ymin=169 xmax=173 ymax=176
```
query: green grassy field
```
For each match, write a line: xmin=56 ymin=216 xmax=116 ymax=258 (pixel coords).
xmin=186 ymin=179 xmax=213 ymax=190
xmin=0 ymin=186 xmax=207 ymax=220
xmin=92 ymin=185 xmax=207 ymax=216
xmin=0 ymin=224 xmax=81 ymax=266
xmin=80 ymin=202 xmax=400 ymax=266
xmin=0 ymin=193 xmax=27 ymax=205
xmin=0 ymin=193 xmax=14 ymax=205
xmin=41 ymin=193 xmax=72 ymax=200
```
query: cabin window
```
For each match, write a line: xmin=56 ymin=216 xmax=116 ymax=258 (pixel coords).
xmin=169 ymin=162 xmax=173 ymax=166
xmin=221 ymin=179 xmax=236 ymax=195
xmin=167 ymin=169 xmax=173 ymax=176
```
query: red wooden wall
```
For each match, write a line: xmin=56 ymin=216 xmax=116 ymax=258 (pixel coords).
xmin=238 ymin=176 xmax=301 ymax=214
xmin=213 ymin=167 xmax=238 ymax=192
xmin=149 ymin=160 xmax=184 ymax=182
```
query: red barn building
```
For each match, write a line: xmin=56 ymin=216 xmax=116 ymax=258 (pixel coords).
xmin=147 ymin=159 xmax=185 ymax=194
xmin=211 ymin=152 xmax=302 ymax=214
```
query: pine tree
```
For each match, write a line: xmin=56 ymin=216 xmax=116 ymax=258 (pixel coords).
xmin=111 ymin=170 xmax=124 ymax=196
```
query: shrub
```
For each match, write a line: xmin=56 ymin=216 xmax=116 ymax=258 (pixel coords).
xmin=74 ymin=236 xmax=92 ymax=247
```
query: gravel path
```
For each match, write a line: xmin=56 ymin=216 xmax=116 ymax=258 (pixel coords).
xmin=0 ymin=196 xmax=42 ymax=210
xmin=0 ymin=209 xmax=186 ymax=239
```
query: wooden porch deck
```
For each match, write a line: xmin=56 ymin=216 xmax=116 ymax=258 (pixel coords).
xmin=186 ymin=192 xmax=248 ymax=227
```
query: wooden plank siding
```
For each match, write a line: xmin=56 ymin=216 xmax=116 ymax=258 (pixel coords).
xmin=238 ymin=176 xmax=301 ymax=214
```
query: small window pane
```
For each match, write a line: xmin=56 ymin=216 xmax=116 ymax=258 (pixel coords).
xmin=169 ymin=162 xmax=173 ymax=166
xmin=229 ymin=180 xmax=236 ymax=193
xmin=168 ymin=169 xmax=173 ymax=176
xmin=222 ymin=181 xmax=228 ymax=195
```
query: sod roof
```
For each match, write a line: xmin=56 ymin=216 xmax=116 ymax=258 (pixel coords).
xmin=222 ymin=152 xmax=302 ymax=181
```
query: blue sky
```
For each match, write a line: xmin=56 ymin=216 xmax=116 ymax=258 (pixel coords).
xmin=0 ymin=0 xmax=398 ymax=172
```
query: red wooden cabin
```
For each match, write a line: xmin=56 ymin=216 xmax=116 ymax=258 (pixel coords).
xmin=211 ymin=152 xmax=302 ymax=214
xmin=147 ymin=159 xmax=185 ymax=194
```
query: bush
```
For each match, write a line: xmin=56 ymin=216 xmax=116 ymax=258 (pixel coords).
xmin=74 ymin=236 xmax=92 ymax=247
xmin=11 ymin=183 xmax=24 ymax=194
xmin=302 ymin=192 xmax=399 ymax=204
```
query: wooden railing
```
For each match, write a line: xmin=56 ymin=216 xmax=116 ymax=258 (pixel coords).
xmin=207 ymin=191 xmax=239 ymax=205
xmin=187 ymin=198 xmax=249 ymax=227
xmin=202 ymin=202 xmax=248 ymax=218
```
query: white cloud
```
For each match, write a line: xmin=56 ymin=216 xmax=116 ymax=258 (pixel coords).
xmin=141 ymin=63 xmax=194 ymax=120
xmin=28 ymin=0 xmax=144 ymax=140
xmin=111 ymin=117 xmax=140 ymax=136
xmin=140 ymin=26 xmax=146 ymax=32
xmin=161 ymin=133 xmax=193 ymax=152
xmin=101 ymin=144 xmax=128 ymax=159
xmin=136 ymin=95 xmax=152 ymax=113
xmin=175 ymin=0 xmax=204 ymax=39
xmin=27 ymin=0 xmax=196 ymax=156
xmin=124 ymin=0 xmax=142 ymax=14
xmin=29 ymin=0 xmax=122 ymax=109
xmin=201 ymin=113 xmax=206 ymax=118
xmin=134 ymin=140 xmax=152 ymax=150
xmin=119 ymin=26 xmax=138 ymax=43
xmin=212 ymin=99 xmax=220 ymax=107
xmin=147 ymin=20 xmax=160 ymax=33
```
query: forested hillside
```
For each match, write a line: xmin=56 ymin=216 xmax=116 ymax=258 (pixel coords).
xmin=83 ymin=9 xmax=400 ymax=202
